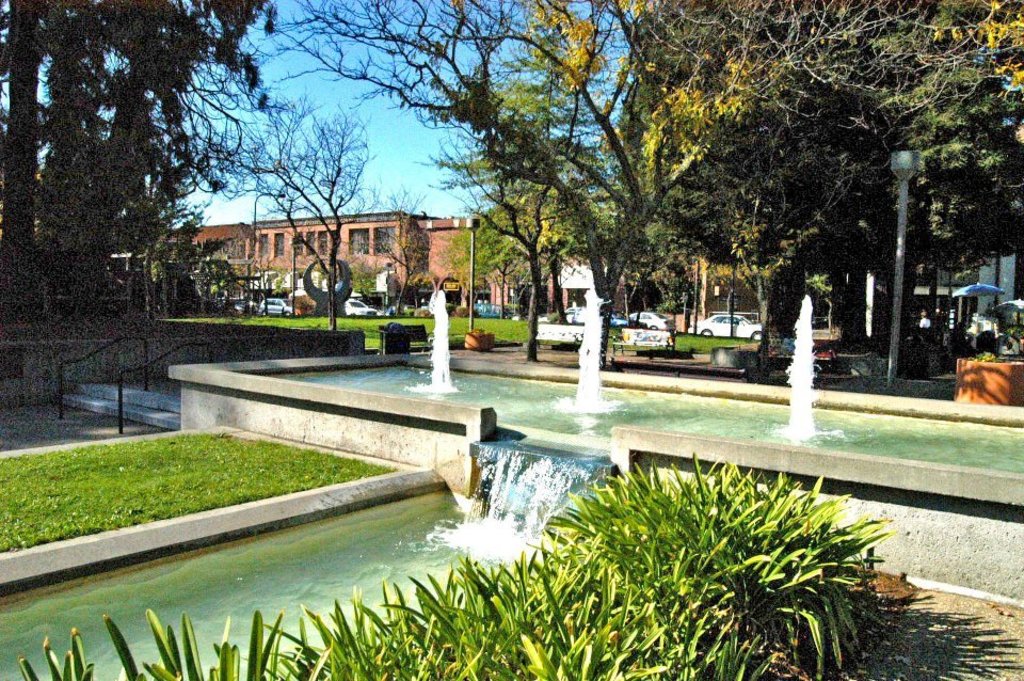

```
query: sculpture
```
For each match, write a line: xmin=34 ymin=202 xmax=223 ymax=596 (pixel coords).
xmin=302 ymin=260 xmax=352 ymax=317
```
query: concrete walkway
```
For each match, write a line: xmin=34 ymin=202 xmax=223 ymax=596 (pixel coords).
xmin=0 ymin=405 xmax=160 ymax=451
xmin=853 ymin=590 xmax=1024 ymax=680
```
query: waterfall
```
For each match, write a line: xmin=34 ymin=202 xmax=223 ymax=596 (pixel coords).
xmin=430 ymin=441 xmax=612 ymax=562
xmin=782 ymin=295 xmax=818 ymax=442
xmin=410 ymin=290 xmax=457 ymax=394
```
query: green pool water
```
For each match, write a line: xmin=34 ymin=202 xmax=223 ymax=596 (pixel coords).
xmin=295 ymin=366 xmax=1024 ymax=474
xmin=0 ymin=493 xmax=464 ymax=680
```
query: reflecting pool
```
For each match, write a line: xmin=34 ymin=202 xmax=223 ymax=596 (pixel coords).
xmin=294 ymin=366 xmax=1024 ymax=474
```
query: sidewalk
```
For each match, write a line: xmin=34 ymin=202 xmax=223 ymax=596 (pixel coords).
xmin=0 ymin=405 xmax=160 ymax=451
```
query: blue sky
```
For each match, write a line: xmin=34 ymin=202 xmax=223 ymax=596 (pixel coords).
xmin=192 ymin=4 xmax=467 ymax=226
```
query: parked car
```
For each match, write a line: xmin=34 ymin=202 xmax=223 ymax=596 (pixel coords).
xmin=695 ymin=314 xmax=763 ymax=340
xmin=558 ymin=307 xmax=628 ymax=327
xmin=628 ymin=311 xmax=675 ymax=332
xmin=474 ymin=302 xmax=503 ymax=319
xmin=232 ymin=299 xmax=257 ymax=314
xmin=345 ymin=298 xmax=382 ymax=316
xmin=258 ymin=298 xmax=293 ymax=316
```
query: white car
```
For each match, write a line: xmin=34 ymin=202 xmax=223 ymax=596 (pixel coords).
xmin=695 ymin=314 xmax=762 ymax=340
xmin=345 ymin=298 xmax=382 ymax=316
xmin=258 ymin=298 xmax=293 ymax=316
xmin=628 ymin=311 xmax=675 ymax=332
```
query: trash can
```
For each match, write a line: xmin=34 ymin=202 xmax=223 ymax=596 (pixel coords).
xmin=380 ymin=323 xmax=410 ymax=355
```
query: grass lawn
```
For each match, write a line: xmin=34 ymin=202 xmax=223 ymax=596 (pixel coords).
xmin=0 ymin=434 xmax=392 ymax=552
xmin=178 ymin=316 xmax=750 ymax=354
xmin=178 ymin=315 xmax=528 ymax=349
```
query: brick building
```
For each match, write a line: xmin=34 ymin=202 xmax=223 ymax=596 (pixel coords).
xmin=196 ymin=212 xmax=518 ymax=310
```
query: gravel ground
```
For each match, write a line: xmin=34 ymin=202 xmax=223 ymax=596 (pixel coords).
xmin=851 ymin=588 xmax=1024 ymax=680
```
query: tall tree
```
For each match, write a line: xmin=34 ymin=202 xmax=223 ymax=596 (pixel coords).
xmin=1 ymin=0 xmax=271 ymax=319
xmin=0 ymin=0 xmax=46 ymax=321
xmin=242 ymin=104 xmax=368 ymax=330
xmin=290 ymin=0 xmax=754 ymax=363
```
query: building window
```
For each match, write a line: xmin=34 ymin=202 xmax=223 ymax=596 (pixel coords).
xmin=318 ymin=231 xmax=329 ymax=255
xmin=374 ymin=227 xmax=395 ymax=255
xmin=293 ymin=236 xmax=304 ymax=256
xmin=259 ymin=234 xmax=269 ymax=258
xmin=274 ymin=233 xmax=284 ymax=257
xmin=350 ymin=228 xmax=370 ymax=255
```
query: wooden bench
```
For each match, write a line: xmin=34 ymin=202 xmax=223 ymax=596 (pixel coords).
xmin=379 ymin=324 xmax=431 ymax=354
xmin=537 ymin=323 xmax=584 ymax=347
xmin=612 ymin=328 xmax=675 ymax=358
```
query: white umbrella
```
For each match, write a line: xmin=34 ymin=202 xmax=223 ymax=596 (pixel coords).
xmin=994 ymin=299 xmax=1024 ymax=311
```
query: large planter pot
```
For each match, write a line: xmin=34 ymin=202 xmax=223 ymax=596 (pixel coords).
xmin=954 ymin=358 xmax=1024 ymax=406
xmin=464 ymin=331 xmax=495 ymax=352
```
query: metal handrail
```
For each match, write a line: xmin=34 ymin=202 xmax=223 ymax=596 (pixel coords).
xmin=58 ymin=336 xmax=148 ymax=419
xmin=116 ymin=341 xmax=211 ymax=433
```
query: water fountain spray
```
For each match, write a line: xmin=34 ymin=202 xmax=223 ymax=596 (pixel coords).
xmin=782 ymin=295 xmax=818 ymax=442
xmin=556 ymin=288 xmax=619 ymax=414
xmin=410 ymin=289 xmax=457 ymax=393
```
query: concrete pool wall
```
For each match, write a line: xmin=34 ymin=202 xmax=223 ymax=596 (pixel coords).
xmin=611 ymin=427 xmax=1024 ymax=604
xmin=170 ymin=353 xmax=1024 ymax=601
xmin=170 ymin=355 xmax=496 ymax=495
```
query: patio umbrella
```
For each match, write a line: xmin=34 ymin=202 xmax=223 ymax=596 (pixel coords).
xmin=952 ymin=283 xmax=1005 ymax=297
xmin=994 ymin=299 xmax=1024 ymax=311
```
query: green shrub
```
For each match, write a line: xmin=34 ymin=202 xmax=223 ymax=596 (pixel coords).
xmin=412 ymin=308 xmax=431 ymax=318
xmin=452 ymin=305 xmax=470 ymax=318
xmin=20 ymin=462 xmax=889 ymax=680
xmin=550 ymin=464 xmax=891 ymax=677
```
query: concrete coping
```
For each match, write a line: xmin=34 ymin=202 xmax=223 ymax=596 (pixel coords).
xmin=443 ymin=356 xmax=1024 ymax=428
xmin=0 ymin=468 xmax=445 ymax=596
xmin=610 ymin=425 xmax=1024 ymax=508
xmin=169 ymin=355 xmax=497 ymax=438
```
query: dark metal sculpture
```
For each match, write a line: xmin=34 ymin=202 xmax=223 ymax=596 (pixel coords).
xmin=302 ymin=260 xmax=352 ymax=317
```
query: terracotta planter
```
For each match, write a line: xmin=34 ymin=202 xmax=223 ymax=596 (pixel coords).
xmin=464 ymin=331 xmax=495 ymax=352
xmin=954 ymin=358 xmax=1024 ymax=406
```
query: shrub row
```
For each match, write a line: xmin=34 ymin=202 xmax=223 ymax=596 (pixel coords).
xmin=20 ymin=462 xmax=890 ymax=680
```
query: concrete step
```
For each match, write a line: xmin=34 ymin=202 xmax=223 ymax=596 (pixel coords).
xmin=76 ymin=383 xmax=180 ymax=414
xmin=62 ymin=394 xmax=180 ymax=431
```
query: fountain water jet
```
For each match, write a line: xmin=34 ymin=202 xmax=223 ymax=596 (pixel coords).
xmin=781 ymin=295 xmax=818 ymax=442
xmin=556 ymin=288 xmax=620 ymax=414
xmin=409 ymin=289 xmax=457 ymax=394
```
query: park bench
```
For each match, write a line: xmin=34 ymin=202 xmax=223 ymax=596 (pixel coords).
xmin=612 ymin=328 xmax=675 ymax=358
xmin=537 ymin=323 xmax=584 ymax=347
xmin=379 ymin=323 xmax=431 ymax=355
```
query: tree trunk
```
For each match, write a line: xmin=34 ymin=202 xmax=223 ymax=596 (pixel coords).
xmin=590 ymin=259 xmax=615 ymax=370
xmin=499 ymin=273 xmax=507 ymax=318
xmin=0 ymin=0 xmax=44 ymax=322
xmin=526 ymin=255 xmax=543 ymax=362
xmin=549 ymin=256 xmax=566 ymax=322
xmin=755 ymin=272 xmax=770 ymax=380
xmin=834 ymin=269 xmax=867 ymax=346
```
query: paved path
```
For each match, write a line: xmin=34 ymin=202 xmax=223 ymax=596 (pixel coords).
xmin=0 ymin=405 xmax=160 ymax=451
xmin=853 ymin=590 xmax=1024 ymax=680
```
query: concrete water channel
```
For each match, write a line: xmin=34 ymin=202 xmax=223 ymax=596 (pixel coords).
xmin=2 ymin=352 xmax=1023 ymax=675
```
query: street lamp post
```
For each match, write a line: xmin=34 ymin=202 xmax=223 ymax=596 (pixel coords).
xmin=887 ymin=150 xmax=921 ymax=387
xmin=468 ymin=216 xmax=479 ymax=332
